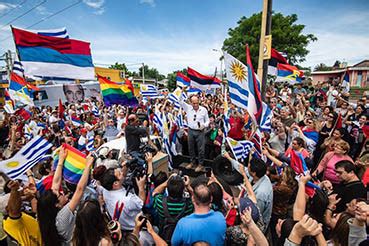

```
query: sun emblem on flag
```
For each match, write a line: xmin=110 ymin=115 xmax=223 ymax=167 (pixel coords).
xmin=230 ymin=60 xmax=247 ymax=82
xmin=6 ymin=161 xmax=19 ymax=168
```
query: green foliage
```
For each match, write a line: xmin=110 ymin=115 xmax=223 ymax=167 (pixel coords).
xmin=139 ymin=65 xmax=165 ymax=81
xmin=167 ymin=68 xmax=187 ymax=91
xmin=314 ymin=63 xmax=332 ymax=71
xmin=223 ymin=12 xmax=317 ymax=67
xmin=109 ymin=62 xmax=133 ymax=77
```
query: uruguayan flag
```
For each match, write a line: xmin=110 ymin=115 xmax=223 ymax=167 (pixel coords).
xmin=175 ymin=110 xmax=188 ymax=128
xmin=153 ymin=110 xmax=164 ymax=134
xmin=92 ymin=106 xmax=100 ymax=117
xmin=0 ymin=136 xmax=52 ymax=179
xmin=186 ymin=87 xmax=201 ymax=97
xmin=140 ymin=84 xmax=159 ymax=98
xmin=223 ymin=88 xmax=231 ymax=137
xmin=168 ymin=87 xmax=183 ymax=110
xmin=13 ymin=61 xmax=24 ymax=77
xmin=227 ymin=137 xmax=254 ymax=161
xmin=224 ymin=52 xmax=249 ymax=110
xmin=86 ymin=136 xmax=95 ymax=151
xmin=260 ymin=102 xmax=272 ymax=132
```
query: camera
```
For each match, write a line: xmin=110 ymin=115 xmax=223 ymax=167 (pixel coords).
xmin=138 ymin=215 xmax=148 ymax=230
xmin=107 ymin=220 xmax=120 ymax=244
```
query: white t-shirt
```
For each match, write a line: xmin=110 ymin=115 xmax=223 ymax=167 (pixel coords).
xmin=102 ymin=187 xmax=143 ymax=230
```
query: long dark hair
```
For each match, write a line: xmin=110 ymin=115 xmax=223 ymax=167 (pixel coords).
xmin=37 ymin=190 xmax=62 ymax=246
xmin=72 ymin=199 xmax=110 ymax=246
xmin=330 ymin=212 xmax=353 ymax=246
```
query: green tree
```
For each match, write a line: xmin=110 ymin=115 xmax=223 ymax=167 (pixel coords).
xmin=167 ymin=68 xmax=187 ymax=91
xmin=109 ymin=62 xmax=133 ymax=77
xmin=314 ymin=63 xmax=332 ymax=71
xmin=139 ymin=65 xmax=165 ymax=81
xmin=223 ymin=12 xmax=317 ymax=67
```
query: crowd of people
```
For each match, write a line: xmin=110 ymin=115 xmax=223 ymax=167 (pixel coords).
xmin=0 ymin=79 xmax=368 ymax=246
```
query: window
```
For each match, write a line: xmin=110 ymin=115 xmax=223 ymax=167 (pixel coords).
xmin=356 ymin=71 xmax=362 ymax=86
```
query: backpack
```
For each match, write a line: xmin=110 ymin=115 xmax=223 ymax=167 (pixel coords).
xmin=160 ymin=197 xmax=188 ymax=244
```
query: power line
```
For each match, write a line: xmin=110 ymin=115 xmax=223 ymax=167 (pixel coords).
xmin=0 ymin=0 xmax=28 ymax=20
xmin=26 ymin=0 xmax=82 ymax=29
xmin=0 ymin=0 xmax=82 ymax=42
xmin=0 ymin=0 xmax=47 ymax=30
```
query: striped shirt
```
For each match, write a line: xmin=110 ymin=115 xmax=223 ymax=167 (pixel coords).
xmin=153 ymin=194 xmax=193 ymax=221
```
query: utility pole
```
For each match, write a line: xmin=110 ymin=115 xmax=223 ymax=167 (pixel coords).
xmin=142 ymin=62 xmax=145 ymax=84
xmin=5 ymin=50 xmax=12 ymax=81
xmin=257 ymin=0 xmax=273 ymax=100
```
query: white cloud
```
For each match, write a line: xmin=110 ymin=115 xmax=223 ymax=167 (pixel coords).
xmin=0 ymin=3 xmax=16 ymax=12
xmin=86 ymin=32 xmax=223 ymax=75
xmin=35 ymin=6 xmax=51 ymax=15
xmin=302 ymin=31 xmax=369 ymax=68
xmin=83 ymin=0 xmax=105 ymax=14
xmin=139 ymin=0 xmax=155 ymax=7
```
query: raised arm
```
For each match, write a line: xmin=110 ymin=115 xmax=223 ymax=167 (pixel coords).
xmin=52 ymin=146 xmax=67 ymax=194
xmin=7 ymin=181 xmax=22 ymax=218
xmin=68 ymin=155 xmax=94 ymax=212
xmin=293 ymin=174 xmax=310 ymax=221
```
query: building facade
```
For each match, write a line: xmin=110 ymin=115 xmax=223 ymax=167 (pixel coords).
xmin=311 ymin=60 xmax=369 ymax=87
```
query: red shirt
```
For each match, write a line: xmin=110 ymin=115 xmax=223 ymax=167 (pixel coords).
xmin=227 ymin=116 xmax=244 ymax=140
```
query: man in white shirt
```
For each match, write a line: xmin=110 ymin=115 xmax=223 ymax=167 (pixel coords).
xmin=100 ymin=167 xmax=146 ymax=231
xmin=180 ymin=95 xmax=209 ymax=172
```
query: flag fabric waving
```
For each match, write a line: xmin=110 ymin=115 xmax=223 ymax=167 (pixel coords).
xmin=259 ymin=102 xmax=273 ymax=132
xmin=268 ymin=48 xmax=288 ymax=76
xmin=227 ymin=137 xmax=254 ymax=161
xmin=176 ymin=72 xmax=190 ymax=88
xmin=15 ymin=26 xmax=70 ymax=39
xmin=4 ymin=90 xmax=15 ymax=114
xmin=276 ymin=63 xmax=304 ymax=84
xmin=187 ymin=67 xmax=221 ymax=90
xmin=0 ymin=136 xmax=52 ymax=179
xmin=8 ymin=72 xmax=37 ymax=106
xmin=224 ymin=52 xmax=249 ymax=110
xmin=342 ymin=71 xmax=350 ymax=93
xmin=168 ymin=87 xmax=184 ymax=110
xmin=97 ymin=75 xmax=138 ymax=107
xmin=12 ymin=27 xmax=94 ymax=80
xmin=245 ymin=45 xmax=263 ymax=124
xmin=140 ymin=84 xmax=159 ymax=98
xmin=53 ymin=144 xmax=87 ymax=184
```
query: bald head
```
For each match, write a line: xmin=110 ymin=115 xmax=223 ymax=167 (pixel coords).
xmin=193 ymin=184 xmax=212 ymax=206
xmin=128 ymin=114 xmax=138 ymax=125
xmin=191 ymin=95 xmax=200 ymax=110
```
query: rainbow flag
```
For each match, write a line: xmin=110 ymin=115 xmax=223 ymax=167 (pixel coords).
xmin=53 ymin=144 xmax=87 ymax=184
xmin=97 ymin=74 xmax=138 ymax=106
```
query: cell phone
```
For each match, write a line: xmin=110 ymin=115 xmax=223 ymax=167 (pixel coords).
xmin=139 ymin=215 xmax=147 ymax=230
xmin=205 ymin=167 xmax=212 ymax=177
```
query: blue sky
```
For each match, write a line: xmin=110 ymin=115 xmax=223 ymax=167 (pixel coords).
xmin=0 ymin=0 xmax=368 ymax=75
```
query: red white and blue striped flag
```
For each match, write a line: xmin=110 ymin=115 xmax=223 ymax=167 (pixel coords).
xmin=12 ymin=26 xmax=94 ymax=80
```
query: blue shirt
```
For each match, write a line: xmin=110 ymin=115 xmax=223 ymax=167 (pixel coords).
xmin=171 ymin=210 xmax=226 ymax=246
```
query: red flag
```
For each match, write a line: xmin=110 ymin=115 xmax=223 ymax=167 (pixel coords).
xmin=58 ymin=99 xmax=65 ymax=119
xmin=334 ymin=114 xmax=342 ymax=130
xmin=246 ymin=45 xmax=263 ymax=124
xmin=290 ymin=150 xmax=316 ymax=197
xmin=15 ymin=108 xmax=32 ymax=121
xmin=125 ymin=78 xmax=134 ymax=93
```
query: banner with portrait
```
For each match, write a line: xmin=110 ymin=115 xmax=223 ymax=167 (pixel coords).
xmin=33 ymin=82 xmax=102 ymax=107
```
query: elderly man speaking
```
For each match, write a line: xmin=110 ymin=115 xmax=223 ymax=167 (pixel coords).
xmin=180 ymin=95 xmax=210 ymax=172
